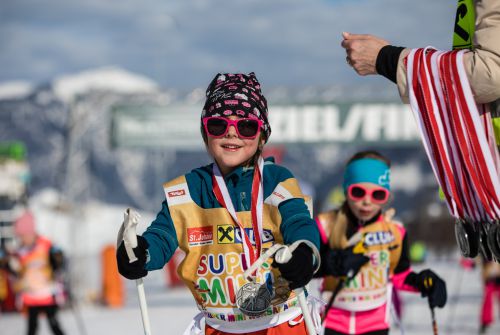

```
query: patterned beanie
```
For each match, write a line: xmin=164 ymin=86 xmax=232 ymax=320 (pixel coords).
xmin=201 ymin=72 xmax=271 ymax=141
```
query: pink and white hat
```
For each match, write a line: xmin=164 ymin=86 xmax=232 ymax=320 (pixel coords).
xmin=14 ymin=211 xmax=36 ymax=237
xmin=202 ymin=72 xmax=271 ymax=141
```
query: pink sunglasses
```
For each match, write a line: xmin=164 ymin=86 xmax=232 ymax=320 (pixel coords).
xmin=202 ymin=117 xmax=263 ymax=139
xmin=347 ymin=184 xmax=390 ymax=204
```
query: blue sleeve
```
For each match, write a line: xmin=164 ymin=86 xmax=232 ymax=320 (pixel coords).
xmin=142 ymin=200 xmax=179 ymax=271
xmin=279 ymin=198 xmax=320 ymax=250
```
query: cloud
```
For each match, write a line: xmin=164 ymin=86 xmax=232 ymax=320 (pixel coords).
xmin=0 ymin=0 xmax=456 ymax=88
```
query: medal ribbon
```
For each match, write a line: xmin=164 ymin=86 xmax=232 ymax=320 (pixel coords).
xmin=450 ymin=51 xmax=500 ymax=218
xmin=444 ymin=52 xmax=498 ymax=219
xmin=212 ymin=157 xmax=264 ymax=271
xmin=407 ymin=47 xmax=500 ymax=221
xmin=408 ymin=48 xmax=465 ymax=219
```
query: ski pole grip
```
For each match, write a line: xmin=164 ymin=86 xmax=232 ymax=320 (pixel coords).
xmin=122 ymin=208 xmax=141 ymax=263
xmin=274 ymin=245 xmax=293 ymax=264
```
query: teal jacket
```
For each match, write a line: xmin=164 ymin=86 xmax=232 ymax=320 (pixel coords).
xmin=142 ymin=159 xmax=320 ymax=271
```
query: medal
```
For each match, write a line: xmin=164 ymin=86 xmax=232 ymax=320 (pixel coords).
xmin=487 ymin=224 xmax=500 ymax=260
xmin=479 ymin=223 xmax=493 ymax=261
xmin=454 ymin=219 xmax=479 ymax=258
xmin=236 ymin=281 xmax=272 ymax=317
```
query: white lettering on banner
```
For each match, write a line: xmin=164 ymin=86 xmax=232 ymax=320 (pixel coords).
xmin=384 ymin=107 xmax=399 ymax=140
xmin=321 ymin=107 xmax=343 ymax=141
xmin=358 ymin=104 xmax=383 ymax=141
xmin=303 ymin=106 xmax=323 ymax=142
xmin=268 ymin=104 xmax=419 ymax=144
xmin=340 ymin=106 xmax=364 ymax=141
xmin=270 ymin=106 xmax=300 ymax=142
xmin=111 ymin=103 xmax=421 ymax=148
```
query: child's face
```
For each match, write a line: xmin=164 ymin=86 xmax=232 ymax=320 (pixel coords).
xmin=17 ymin=233 xmax=36 ymax=247
xmin=206 ymin=115 xmax=264 ymax=175
xmin=346 ymin=182 xmax=389 ymax=222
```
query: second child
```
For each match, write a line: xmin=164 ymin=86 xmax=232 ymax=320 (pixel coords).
xmin=315 ymin=150 xmax=447 ymax=335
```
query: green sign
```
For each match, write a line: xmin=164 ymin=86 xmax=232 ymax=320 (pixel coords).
xmin=111 ymin=103 xmax=421 ymax=149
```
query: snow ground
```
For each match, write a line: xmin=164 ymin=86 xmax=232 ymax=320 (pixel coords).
xmin=3 ymin=259 xmax=500 ymax=335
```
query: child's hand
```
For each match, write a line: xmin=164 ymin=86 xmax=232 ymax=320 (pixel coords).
xmin=272 ymin=244 xmax=314 ymax=290
xmin=405 ymin=269 xmax=447 ymax=308
xmin=116 ymin=236 xmax=149 ymax=280
xmin=326 ymin=246 xmax=370 ymax=279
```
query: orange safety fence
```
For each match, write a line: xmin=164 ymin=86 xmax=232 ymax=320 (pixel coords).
xmin=101 ymin=244 xmax=124 ymax=308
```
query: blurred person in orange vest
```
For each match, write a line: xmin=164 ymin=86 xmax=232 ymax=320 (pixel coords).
xmin=479 ymin=258 xmax=500 ymax=334
xmin=11 ymin=211 xmax=66 ymax=335
xmin=0 ymin=246 xmax=9 ymax=308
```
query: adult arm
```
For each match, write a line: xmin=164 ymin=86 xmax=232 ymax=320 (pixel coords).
xmin=396 ymin=0 xmax=500 ymax=103
xmin=344 ymin=0 xmax=500 ymax=104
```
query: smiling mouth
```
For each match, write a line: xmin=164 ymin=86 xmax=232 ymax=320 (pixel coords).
xmin=222 ymin=144 xmax=242 ymax=150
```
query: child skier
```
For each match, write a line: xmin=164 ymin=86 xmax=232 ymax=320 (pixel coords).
xmin=11 ymin=211 xmax=66 ymax=335
xmin=315 ymin=150 xmax=447 ymax=335
xmin=116 ymin=72 xmax=321 ymax=334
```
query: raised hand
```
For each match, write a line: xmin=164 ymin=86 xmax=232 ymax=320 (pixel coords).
xmin=341 ymin=32 xmax=390 ymax=76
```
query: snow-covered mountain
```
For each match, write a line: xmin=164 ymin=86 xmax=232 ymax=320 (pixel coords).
xmin=0 ymin=68 xmax=166 ymax=209
xmin=0 ymin=81 xmax=34 ymax=100
xmin=51 ymin=66 xmax=159 ymax=103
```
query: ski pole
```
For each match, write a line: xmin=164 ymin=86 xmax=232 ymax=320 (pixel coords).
xmin=390 ymin=290 xmax=405 ymax=335
xmin=321 ymin=232 xmax=364 ymax=323
xmin=444 ymin=261 xmax=465 ymax=335
xmin=134 ymin=278 xmax=152 ymax=335
xmin=295 ymin=287 xmax=316 ymax=335
xmin=430 ymin=305 xmax=439 ymax=335
xmin=66 ymin=283 xmax=88 ymax=335
xmin=119 ymin=209 xmax=152 ymax=335
xmin=321 ymin=278 xmax=344 ymax=323
xmin=274 ymin=242 xmax=318 ymax=335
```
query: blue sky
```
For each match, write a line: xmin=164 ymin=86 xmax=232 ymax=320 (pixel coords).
xmin=1 ymin=0 xmax=457 ymax=89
